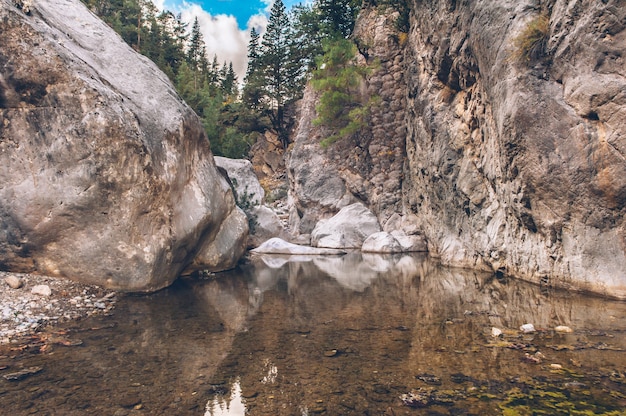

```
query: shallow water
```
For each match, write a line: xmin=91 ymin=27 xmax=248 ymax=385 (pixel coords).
xmin=1 ymin=253 xmax=625 ymax=415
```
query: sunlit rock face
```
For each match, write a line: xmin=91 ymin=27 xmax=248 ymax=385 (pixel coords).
xmin=288 ymin=1 xmax=626 ymax=298
xmin=403 ymin=0 xmax=626 ymax=298
xmin=0 ymin=0 xmax=247 ymax=291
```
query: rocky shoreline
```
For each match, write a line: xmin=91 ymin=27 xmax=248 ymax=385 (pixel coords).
xmin=1 ymin=271 xmax=116 ymax=345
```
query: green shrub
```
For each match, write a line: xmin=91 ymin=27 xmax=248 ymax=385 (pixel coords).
xmin=311 ymin=39 xmax=378 ymax=147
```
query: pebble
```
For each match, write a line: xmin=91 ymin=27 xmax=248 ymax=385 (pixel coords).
xmin=32 ymin=284 xmax=52 ymax=297
xmin=1 ymin=272 xmax=116 ymax=343
xmin=4 ymin=275 xmax=23 ymax=289
xmin=491 ymin=327 xmax=503 ymax=337
xmin=519 ymin=323 xmax=536 ymax=333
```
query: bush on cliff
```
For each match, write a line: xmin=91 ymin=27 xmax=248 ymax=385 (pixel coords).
xmin=311 ymin=39 xmax=378 ymax=147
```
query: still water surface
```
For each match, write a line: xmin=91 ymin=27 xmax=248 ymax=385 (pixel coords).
xmin=1 ymin=253 xmax=625 ymax=415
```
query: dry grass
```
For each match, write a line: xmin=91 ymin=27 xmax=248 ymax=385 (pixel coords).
xmin=512 ymin=14 xmax=550 ymax=64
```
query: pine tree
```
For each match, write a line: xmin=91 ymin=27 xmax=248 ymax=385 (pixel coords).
xmin=187 ymin=17 xmax=207 ymax=71
xmin=259 ymin=0 xmax=299 ymax=147
xmin=221 ymin=62 xmax=237 ymax=98
xmin=242 ymin=27 xmax=265 ymax=112
xmin=317 ymin=0 xmax=361 ymax=39
xmin=245 ymin=27 xmax=261 ymax=81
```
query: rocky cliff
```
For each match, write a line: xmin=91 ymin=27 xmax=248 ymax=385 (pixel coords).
xmin=0 ymin=0 xmax=248 ymax=291
xmin=287 ymin=0 xmax=626 ymax=298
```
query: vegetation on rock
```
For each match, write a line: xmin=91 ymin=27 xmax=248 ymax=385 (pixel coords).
xmin=311 ymin=38 xmax=379 ymax=147
xmin=512 ymin=14 xmax=551 ymax=64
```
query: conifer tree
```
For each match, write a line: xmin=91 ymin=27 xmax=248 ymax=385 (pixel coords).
xmin=187 ymin=17 xmax=207 ymax=71
xmin=259 ymin=0 xmax=301 ymax=147
xmin=317 ymin=0 xmax=361 ymax=39
xmin=242 ymin=27 xmax=265 ymax=111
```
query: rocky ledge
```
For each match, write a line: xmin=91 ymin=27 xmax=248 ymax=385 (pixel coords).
xmin=0 ymin=272 xmax=115 ymax=344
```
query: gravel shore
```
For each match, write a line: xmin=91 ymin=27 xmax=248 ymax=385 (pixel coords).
xmin=1 ymin=271 xmax=116 ymax=344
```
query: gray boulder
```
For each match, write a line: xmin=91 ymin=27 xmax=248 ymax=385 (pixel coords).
xmin=0 ymin=0 xmax=247 ymax=291
xmin=311 ymin=203 xmax=381 ymax=249
xmin=362 ymin=232 xmax=403 ymax=253
xmin=390 ymin=231 xmax=428 ymax=253
xmin=214 ymin=156 xmax=265 ymax=206
xmin=248 ymin=205 xmax=286 ymax=247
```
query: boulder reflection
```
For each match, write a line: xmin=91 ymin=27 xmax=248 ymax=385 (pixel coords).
xmin=1 ymin=253 xmax=624 ymax=415
xmin=199 ymin=253 xmax=626 ymax=415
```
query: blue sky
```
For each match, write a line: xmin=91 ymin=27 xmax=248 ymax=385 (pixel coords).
xmin=163 ymin=0 xmax=304 ymax=29
xmin=156 ymin=0 xmax=306 ymax=79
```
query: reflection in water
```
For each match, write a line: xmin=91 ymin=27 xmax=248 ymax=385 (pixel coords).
xmin=1 ymin=253 xmax=625 ymax=415
xmin=205 ymin=379 xmax=245 ymax=416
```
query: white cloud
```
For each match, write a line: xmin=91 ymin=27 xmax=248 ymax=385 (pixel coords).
xmin=170 ymin=3 xmax=270 ymax=81
xmin=152 ymin=0 xmax=166 ymax=11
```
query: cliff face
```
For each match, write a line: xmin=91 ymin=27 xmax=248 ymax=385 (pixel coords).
xmin=288 ymin=0 xmax=626 ymax=298
xmin=0 ymin=0 xmax=248 ymax=291
xmin=288 ymin=8 xmax=409 ymax=235
xmin=403 ymin=0 xmax=626 ymax=297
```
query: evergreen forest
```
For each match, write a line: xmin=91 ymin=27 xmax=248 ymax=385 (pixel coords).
xmin=80 ymin=0 xmax=409 ymax=158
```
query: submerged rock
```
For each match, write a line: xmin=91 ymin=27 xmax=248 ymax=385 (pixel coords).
xmin=520 ymin=323 xmax=536 ymax=333
xmin=0 ymin=0 xmax=247 ymax=291
xmin=554 ymin=325 xmax=574 ymax=333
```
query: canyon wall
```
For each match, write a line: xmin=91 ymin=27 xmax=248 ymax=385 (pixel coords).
xmin=288 ymin=0 xmax=626 ymax=298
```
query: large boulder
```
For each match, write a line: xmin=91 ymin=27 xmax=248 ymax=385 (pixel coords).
xmin=362 ymin=232 xmax=403 ymax=253
xmin=214 ymin=156 xmax=265 ymax=206
xmin=0 ymin=0 xmax=248 ymax=291
xmin=248 ymin=205 xmax=286 ymax=248
xmin=215 ymin=156 xmax=287 ymax=247
xmin=311 ymin=203 xmax=381 ymax=249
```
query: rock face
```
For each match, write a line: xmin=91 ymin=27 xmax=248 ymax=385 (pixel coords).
xmin=0 ymin=0 xmax=248 ymax=291
xmin=402 ymin=0 xmax=626 ymax=298
xmin=311 ymin=203 xmax=381 ymax=249
xmin=288 ymin=2 xmax=626 ymax=298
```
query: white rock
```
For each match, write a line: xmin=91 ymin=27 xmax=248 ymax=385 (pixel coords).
xmin=491 ymin=327 xmax=503 ymax=337
xmin=362 ymin=232 xmax=403 ymax=253
xmin=251 ymin=237 xmax=346 ymax=255
xmin=554 ymin=325 xmax=573 ymax=333
xmin=390 ymin=231 xmax=428 ymax=252
xmin=31 ymin=285 xmax=52 ymax=297
xmin=4 ymin=275 xmax=23 ymax=289
xmin=520 ymin=323 xmax=536 ymax=333
xmin=311 ymin=203 xmax=381 ymax=249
